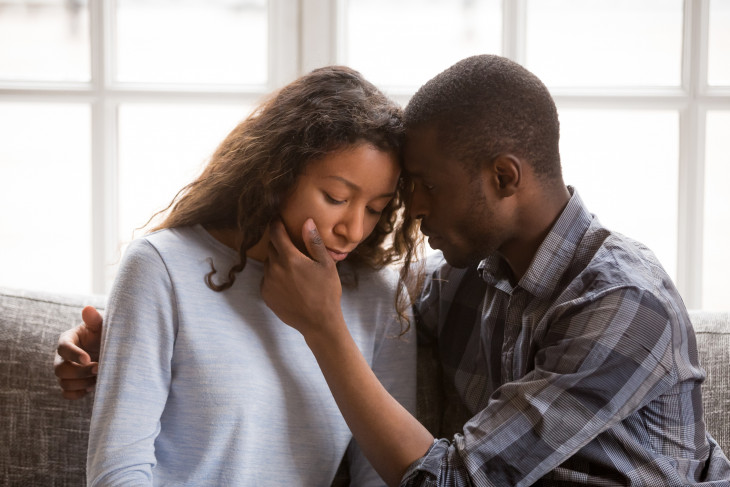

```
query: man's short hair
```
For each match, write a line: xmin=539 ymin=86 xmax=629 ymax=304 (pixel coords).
xmin=404 ymin=54 xmax=562 ymax=181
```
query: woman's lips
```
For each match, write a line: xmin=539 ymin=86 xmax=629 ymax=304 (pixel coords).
xmin=326 ymin=248 xmax=349 ymax=262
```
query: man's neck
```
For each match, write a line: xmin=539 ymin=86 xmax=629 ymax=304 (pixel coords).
xmin=500 ymin=184 xmax=571 ymax=282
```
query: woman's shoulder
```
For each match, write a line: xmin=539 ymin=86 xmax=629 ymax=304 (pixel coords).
xmin=139 ymin=225 xmax=234 ymax=258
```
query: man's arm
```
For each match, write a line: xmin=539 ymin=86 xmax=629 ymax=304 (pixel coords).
xmin=262 ymin=220 xmax=681 ymax=487
xmin=261 ymin=219 xmax=434 ymax=487
xmin=347 ymin=281 xmax=419 ymax=486
xmin=54 ymin=306 xmax=103 ymax=399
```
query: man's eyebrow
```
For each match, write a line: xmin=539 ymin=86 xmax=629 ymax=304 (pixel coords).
xmin=325 ymin=175 xmax=396 ymax=199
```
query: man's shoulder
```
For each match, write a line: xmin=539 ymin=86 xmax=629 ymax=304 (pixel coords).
xmin=560 ymin=224 xmax=683 ymax=325
xmin=579 ymin=224 xmax=670 ymax=291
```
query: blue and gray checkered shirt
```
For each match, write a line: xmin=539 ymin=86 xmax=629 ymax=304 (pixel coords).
xmin=405 ymin=188 xmax=730 ymax=486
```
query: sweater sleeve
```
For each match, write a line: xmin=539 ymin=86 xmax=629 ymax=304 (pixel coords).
xmin=347 ymin=289 xmax=418 ymax=487
xmin=87 ymin=238 xmax=177 ymax=486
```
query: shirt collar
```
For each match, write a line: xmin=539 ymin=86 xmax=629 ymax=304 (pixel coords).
xmin=478 ymin=187 xmax=595 ymax=298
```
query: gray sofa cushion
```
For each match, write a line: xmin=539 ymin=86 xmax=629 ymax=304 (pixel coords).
xmin=0 ymin=286 xmax=728 ymax=486
xmin=690 ymin=310 xmax=730 ymax=454
xmin=0 ymin=287 xmax=105 ymax=487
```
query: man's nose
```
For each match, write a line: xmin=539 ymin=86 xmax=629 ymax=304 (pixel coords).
xmin=408 ymin=186 xmax=429 ymax=220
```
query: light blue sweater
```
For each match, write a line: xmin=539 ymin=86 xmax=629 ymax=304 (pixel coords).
xmin=87 ymin=225 xmax=416 ymax=486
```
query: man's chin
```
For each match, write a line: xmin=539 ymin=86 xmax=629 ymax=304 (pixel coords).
xmin=440 ymin=248 xmax=483 ymax=269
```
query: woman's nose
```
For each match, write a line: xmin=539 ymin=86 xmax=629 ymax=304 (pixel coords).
xmin=334 ymin=208 xmax=365 ymax=243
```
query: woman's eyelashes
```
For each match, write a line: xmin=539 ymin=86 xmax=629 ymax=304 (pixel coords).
xmin=324 ymin=193 xmax=345 ymax=205
xmin=323 ymin=192 xmax=386 ymax=216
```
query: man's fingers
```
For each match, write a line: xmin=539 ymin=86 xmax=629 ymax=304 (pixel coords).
xmin=61 ymin=388 xmax=92 ymax=400
xmin=56 ymin=329 xmax=92 ymax=366
xmin=268 ymin=219 xmax=297 ymax=256
xmin=81 ymin=305 xmax=103 ymax=333
xmin=54 ymin=355 xmax=98 ymax=380
xmin=57 ymin=375 xmax=97 ymax=393
xmin=302 ymin=218 xmax=331 ymax=265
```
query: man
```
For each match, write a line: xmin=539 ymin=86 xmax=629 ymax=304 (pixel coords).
xmin=56 ymin=55 xmax=730 ymax=486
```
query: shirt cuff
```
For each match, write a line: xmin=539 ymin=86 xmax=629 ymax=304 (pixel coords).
xmin=400 ymin=438 xmax=451 ymax=485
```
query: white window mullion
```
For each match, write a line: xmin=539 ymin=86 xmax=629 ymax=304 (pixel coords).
xmin=269 ymin=0 xmax=300 ymax=88
xmin=678 ymin=104 xmax=706 ymax=309
xmin=301 ymin=0 xmax=338 ymax=74
xmin=502 ymin=0 xmax=526 ymax=64
xmin=89 ymin=0 xmax=104 ymax=293
xmin=89 ymin=0 xmax=118 ymax=294
xmin=676 ymin=0 xmax=709 ymax=308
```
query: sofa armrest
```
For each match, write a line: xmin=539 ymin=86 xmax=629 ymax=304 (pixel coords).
xmin=0 ymin=286 xmax=105 ymax=486
xmin=690 ymin=310 xmax=730 ymax=455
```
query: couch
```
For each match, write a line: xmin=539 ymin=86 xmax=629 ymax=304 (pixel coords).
xmin=1 ymin=285 xmax=729 ymax=486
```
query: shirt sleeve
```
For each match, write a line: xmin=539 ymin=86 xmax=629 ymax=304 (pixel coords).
xmin=347 ymin=284 xmax=418 ymax=487
xmin=401 ymin=286 xmax=676 ymax=487
xmin=86 ymin=239 xmax=177 ymax=486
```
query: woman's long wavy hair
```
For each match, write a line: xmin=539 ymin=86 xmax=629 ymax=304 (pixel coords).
xmin=148 ymin=66 xmax=423 ymax=329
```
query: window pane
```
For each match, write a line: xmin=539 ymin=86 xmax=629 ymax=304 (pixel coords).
xmin=0 ymin=103 xmax=91 ymax=294
xmin=526 ymin=0 xmax=683 ymax=87
xmin=703 ymin=112 xmax=730 ymax=310
xmin=115 ymin=0 xmax=268 ymax=85
xmin=709 ymin=0 xmax=730 ymax=86
xmin=559 ymin=109 xmax=679 ymax=280
xmin=342 ymin=0 xmax=501 ymax=89
xmin=0 ymin=0 xmax=90 ymax=82
xmin=116 ymin=103 xmax=251 ymax=286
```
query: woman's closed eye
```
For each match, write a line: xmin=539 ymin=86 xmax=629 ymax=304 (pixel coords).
xmin=324 ymin=192 xmax=388 ymax=215
xmin=324 ymin=193 xmax=346 ymax=205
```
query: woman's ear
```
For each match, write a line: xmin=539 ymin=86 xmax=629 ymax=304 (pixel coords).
xmin=487 ymin=154 xmax=521 ymax=196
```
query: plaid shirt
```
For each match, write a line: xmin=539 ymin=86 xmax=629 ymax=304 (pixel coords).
xmin=405 ymin=188 xmax=730 ymax=487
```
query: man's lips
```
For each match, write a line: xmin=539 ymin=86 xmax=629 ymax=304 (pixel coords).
xmin=421 ymin=229 xmax=442 ymax=249
xmin=326 ymin=247 xmax=350 ymax=262
xmin=426 ymin=235 xmax=441 ymax=249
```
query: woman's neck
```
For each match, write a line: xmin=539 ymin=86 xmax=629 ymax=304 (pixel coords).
xmin=204 ymin=226 xmax=269 ymax=262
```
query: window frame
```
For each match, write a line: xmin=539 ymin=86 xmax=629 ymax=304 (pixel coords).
xmin=328 ymin=0 xmax=730 ymax=308
xmin=1 ymin=0 xmax=728 ymax=308
xmin=0 ymin=0 xmax=299 ymax=292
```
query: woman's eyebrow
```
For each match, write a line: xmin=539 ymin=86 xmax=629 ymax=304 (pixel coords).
xmin=325 ymin=175 xmax=395 ymax=199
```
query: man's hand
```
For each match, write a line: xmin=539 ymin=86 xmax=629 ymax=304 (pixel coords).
xmin=261 ymin=218 xmax=344 ymax=339
xmin=53 ymin=305 xmax=103 ymax=399
xmin=263 ymin=218 xmax=433 ymax=486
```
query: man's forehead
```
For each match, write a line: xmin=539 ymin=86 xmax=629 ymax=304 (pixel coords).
xmin=402 ymin=154 xmax=423 ymax=175
xmin=403 ymin=125 xmax=441 ymax=175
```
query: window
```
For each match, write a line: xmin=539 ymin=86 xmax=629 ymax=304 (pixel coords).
xmin=338 ymin=0 xmax=730 ymax=310
xmin=0 ymin=0 xmax=295 ymax=294
xmin=1 ymin=0 xmax=728 ymax=310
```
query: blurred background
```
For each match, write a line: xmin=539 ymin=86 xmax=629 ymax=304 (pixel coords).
xmin=0 ymin=0 xmax=728 ymax=310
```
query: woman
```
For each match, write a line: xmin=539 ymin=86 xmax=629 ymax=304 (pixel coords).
xmin=83 ymin=66 xmax=422 ymax=486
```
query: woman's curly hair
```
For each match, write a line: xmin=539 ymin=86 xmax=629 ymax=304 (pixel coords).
xmin=148 ymin=65 xmax=423 ymax=329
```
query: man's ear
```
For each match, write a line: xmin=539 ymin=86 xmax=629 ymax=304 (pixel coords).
xmin=486 ymin=154 xmax=521 ymax=196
